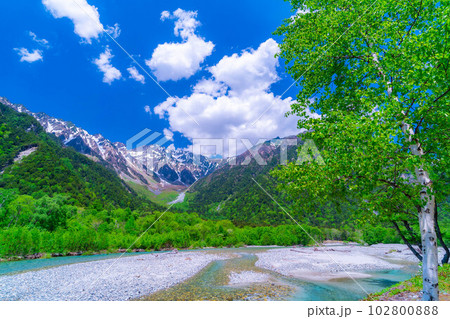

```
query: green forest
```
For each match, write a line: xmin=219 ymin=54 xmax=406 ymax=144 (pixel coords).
xmin=0 ymin=189 xmax=412 ymax=258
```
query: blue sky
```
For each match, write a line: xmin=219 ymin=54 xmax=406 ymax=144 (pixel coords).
xmin=0 ymin=0 xmax=305 ymax=154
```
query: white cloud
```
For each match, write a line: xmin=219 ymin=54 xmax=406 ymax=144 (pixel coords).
xmin=147 ymin=36 xmax=214 ymax=82
xmin=146 ymin=9 xmax=214 ymax=81
xmin=144 ymin=105 xmax=151 ymax=114
xmin=127 ymin=66 xmax=145 ymax=84
xmin=209 ymin=39 xmax=280 ymax=94
xmin=105 ymin=23 xmax=121 ymax=39
xmin=193 ymin=79 xmax=227 ymax=97
xmin=14 ymin=48 xmax=43 ymax=63
xmin=15 ymin=32 xmax=48 ymax=63
xmin=42 ymin=0 xmax=103 ymax=43
xmin=160 ymin=11 xmax=171 ymax=20
xmin=93 ymin=47 xmax=122 ymax=84
xmin=294 ymin=6 xmax=310 ymax=16
xmin=290 ymin=6 xmax=313 ymax=22
xmin=154 ymin=91 xmax=300 ymax=155
xmin=170 ymin=8 xmax=200 ymax=39
xmin=154 ymin=39 xmax=317 ymax=155
xmin=29 ymin=31 xmax=49 ymax=47
xmin=163 ymin=128 xmax=174 ymax=141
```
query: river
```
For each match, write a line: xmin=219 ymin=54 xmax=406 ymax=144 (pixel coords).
xmin=0 ymin=247 xmax=416 ymax=301
xmin=140 ymin=248 xmax=416 ymax=301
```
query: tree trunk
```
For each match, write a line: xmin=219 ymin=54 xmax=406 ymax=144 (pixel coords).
xmin=369 ymin=48 xmax=439 ymax=300
xmin=392 ymin=221 xmax=422 ymax=262
xmin=416 ymin=185 xmax=439 ymax=301
xmin=401 ymin=120 xmax=439 ymax=301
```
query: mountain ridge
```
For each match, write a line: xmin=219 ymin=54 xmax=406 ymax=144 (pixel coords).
xmin=0 ymin=97 xmax=218 ymax=192
xmin=0 ymin=101 xmax=163 ymax=211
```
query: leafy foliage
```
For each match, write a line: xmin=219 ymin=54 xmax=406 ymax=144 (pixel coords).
xmin=274 ymin=0 xmax=449 ymax=299
xmin=0 ymin=191 xmax=325 ymax=257
xmin=273 ymin=0 xmax=449 ymax=219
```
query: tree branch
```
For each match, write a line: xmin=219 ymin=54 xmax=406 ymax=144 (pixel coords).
xmin=403 ymin=220 xmax=423 ymax=251
xmin=433 ymin=87 xmax=450 ymax=103
xmin=392 ymin=220 xmax=423 ymax=262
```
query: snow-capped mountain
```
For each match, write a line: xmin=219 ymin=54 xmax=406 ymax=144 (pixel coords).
xmin=0 ymin=97 xmax=218 ymax=190
xmin=129 ymin=145 xmax=218 ymax=185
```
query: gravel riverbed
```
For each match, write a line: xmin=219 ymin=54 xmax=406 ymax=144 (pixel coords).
xmin=0 ymin=251 xmax=227 ymax=301
xmin=255 ymin=244 xmax=431 ymax=281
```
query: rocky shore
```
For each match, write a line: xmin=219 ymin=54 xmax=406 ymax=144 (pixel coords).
xmin=228 ymin=271 xmax=273 ymax=286
xmin=0 ymin=249 xmax=149 ymax=262
xmin=0 ymin=251 xmax=226 ymax=301
xmin=255 ymin=244 xmax=445 ymax=281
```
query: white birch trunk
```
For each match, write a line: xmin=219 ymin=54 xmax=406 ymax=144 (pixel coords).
xmin=404 ymin=123 xmax=439 ymax=301
xmin=415 ymin=168 xmax=439 ymax=300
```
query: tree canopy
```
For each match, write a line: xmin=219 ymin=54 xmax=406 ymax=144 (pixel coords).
xmin=274 ymin=0 xmax=449 ymax=300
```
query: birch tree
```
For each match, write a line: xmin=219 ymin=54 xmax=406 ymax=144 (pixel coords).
xmin=274 ymin=0 xmax=449 ymax=300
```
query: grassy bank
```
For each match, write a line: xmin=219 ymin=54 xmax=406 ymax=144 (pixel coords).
xmin=365 ymin=264 xmax=450 ymax=301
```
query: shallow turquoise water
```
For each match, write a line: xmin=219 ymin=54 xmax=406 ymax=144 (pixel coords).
xmin=287 ymin=268 xmax=417 ymax=301
xmin=0 ymin=252 xmax=150 ymax=276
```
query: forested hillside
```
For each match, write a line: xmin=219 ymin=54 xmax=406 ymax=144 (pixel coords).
xmin=0 ymin=102 xmax=160 ymax=211
xmin=182 ymin=140 xmax=298 ymax=225
xmin=180 ymin=139 xmax=356 ymax=229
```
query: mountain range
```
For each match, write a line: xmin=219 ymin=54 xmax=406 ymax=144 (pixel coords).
xmin=1 ymin=97 xmax=309 ymax=218
xmin=179 ymin=136 xmax=304 ymax=225
xmin=0 ymin=97 xmax=218 ymax=192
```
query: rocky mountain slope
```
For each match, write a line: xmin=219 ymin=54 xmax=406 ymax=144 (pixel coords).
xmin=0 ymin=101 xmax=163 ymax=211
xmin=0 ymin=97 xmax=217 ymax=191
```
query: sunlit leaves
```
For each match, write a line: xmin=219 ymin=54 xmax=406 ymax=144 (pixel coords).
xmin=274 ymin=0 xmax=449 ymax=222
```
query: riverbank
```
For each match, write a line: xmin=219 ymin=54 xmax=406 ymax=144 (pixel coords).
xmin=255 ymin=244 xmax=434 ymax=282
xmin=0 ymin=249 xmax=140 ymax=262
xmin=365 ymin=264 xmax=450 ymax=301
xmin=0 ymin=251 xmax=228 ymax=301
xmin=139 ymin=245 xmax=419 ymax=301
